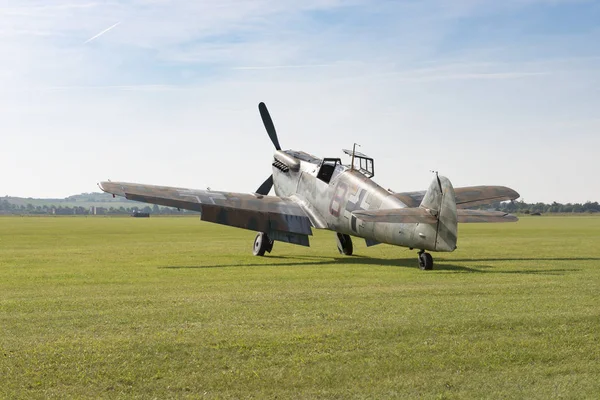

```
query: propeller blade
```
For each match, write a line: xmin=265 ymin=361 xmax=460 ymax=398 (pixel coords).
xmin=259 ymin=102 xmax=281 ymax=150
xmin=256 ymin=175 xmax=273 ymax=195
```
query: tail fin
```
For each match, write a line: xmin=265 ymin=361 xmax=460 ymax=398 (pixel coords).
xmin=417 ymin=175 xmax=457 ymax=252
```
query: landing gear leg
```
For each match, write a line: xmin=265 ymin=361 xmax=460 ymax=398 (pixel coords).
xmin=418 ymin=250 xmax=434 ymax=270
xmin=336 ymin=233 xmax=353 ymax=256
xmin=253 ymin=232 xmax=273 ymax=256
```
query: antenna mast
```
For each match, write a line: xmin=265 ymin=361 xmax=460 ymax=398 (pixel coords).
xmin=351 ymin=143 xmax=360 ymax=171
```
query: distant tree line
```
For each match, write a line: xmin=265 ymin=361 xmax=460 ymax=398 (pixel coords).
xmin=0 ymin=199 xmax=598 ymax=216
xmin=480 ymin=200 xmax=599 ymax=214
xmin=0 ymin=200 xmax=198 ymax=216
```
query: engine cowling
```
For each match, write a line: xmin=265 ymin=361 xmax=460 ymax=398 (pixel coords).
xmin=273 ymin=150 xmax=300 ymax=172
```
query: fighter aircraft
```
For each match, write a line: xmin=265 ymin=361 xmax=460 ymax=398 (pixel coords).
xmin=99 ymin=102 xmax=519 ymax=270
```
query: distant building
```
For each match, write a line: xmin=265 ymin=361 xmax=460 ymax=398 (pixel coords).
xmin=92 ymin=207 xmax=107 ymax=215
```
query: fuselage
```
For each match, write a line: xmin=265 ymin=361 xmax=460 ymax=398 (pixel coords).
xmin=272 ymin=150 xmax=456 ymax=252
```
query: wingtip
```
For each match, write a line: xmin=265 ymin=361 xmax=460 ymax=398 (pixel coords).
xmin=97 ymin=181 xmax=127 ymax=197
xmin=504 ymin=187 xmax=520 ymax=201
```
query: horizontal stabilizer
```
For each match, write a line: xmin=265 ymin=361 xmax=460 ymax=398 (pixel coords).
xmin=353 ymin=207 xmax=517 ymax=224
xmin=352 ymin=207 xmax=437 ymax=224
xmin=457 ymin=209 xmax=518 ymax=223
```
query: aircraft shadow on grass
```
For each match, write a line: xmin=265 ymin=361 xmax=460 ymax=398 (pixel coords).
xmin=161 ymin=255 xmax=580 ymax=275
xmin=449 ymin=257 xmax=600 ymax=262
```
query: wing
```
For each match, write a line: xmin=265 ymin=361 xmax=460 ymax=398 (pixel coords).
xmin=393 ymin=185 xmax=519 ymax=209
xmin=98 ymin=181 xmax=313 ymax=246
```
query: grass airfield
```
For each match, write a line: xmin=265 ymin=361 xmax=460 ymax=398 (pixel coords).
xmin=1 ymin=216 xmax=599 ymax=399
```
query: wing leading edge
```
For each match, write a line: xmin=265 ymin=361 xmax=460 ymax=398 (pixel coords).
xmin=98 ymin=181 xmax=313 ymax=246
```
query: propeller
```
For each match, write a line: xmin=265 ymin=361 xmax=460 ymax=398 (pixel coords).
xmin=259 ymin=102 xmax=281 ymax=151
xmin=254 ymin=102 xmax=281 ymax=195
xmin=256 ymin=175 xmax=273 ymax=196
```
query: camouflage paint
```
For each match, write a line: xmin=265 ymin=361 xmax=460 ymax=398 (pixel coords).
xmin=100 ymin=148 xmax=518 ymax=253
xmin=272 ymin=151 xmax=459 ymax=252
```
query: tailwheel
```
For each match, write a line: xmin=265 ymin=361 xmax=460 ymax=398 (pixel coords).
xmin=336 ymin=233 xmax=353 ymax=256
xmin=418 ymin=250 xmax=434 ymax=270
xmin=253 ymin=232 xmax=273 ymax=256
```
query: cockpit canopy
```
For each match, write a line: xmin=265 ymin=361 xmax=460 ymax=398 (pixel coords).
xmin=316 ymin=158 xmax=341 ymax=184
xmin=343 ymin=149 xmax=374 ymax=178
xmin=279 ymin=148 xmax=374 ymax=185
xmin=285 ymin=150 xmax=321 ymax=165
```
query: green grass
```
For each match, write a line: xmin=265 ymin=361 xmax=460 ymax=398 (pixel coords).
xmin=1 ymin=216 xmax=599 ymax=399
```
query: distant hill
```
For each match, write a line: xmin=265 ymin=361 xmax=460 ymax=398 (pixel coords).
xmin=3 ymin=192 xmax=137 ymax=209
xmin=1 ymin=191 xmax=198 ymax=215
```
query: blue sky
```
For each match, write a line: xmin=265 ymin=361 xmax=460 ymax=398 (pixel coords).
xmin=1 ymin=0 xmax=599 ymax=202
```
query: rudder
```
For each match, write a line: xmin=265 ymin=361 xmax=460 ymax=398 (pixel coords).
xmin=419 ymin=175 xmax=458 ymax=252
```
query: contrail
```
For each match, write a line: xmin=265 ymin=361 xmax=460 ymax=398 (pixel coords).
xmin=232 ymin=64 xmax=335 ymax=70
xmin=84 ymin=22 xmax=120 ymax=44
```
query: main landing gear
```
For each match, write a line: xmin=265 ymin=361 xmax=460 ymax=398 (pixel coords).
xmin=336 ymin=233 xmax=353 ymax=256
xmin=253 ymin=232 xmax=273 ymax=256
xmin=418 ymin=250 xmax=434 ymax=270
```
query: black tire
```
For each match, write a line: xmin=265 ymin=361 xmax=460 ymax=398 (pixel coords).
xmin=336 ymin=233 xmax=353 ymax=256
xmin=265 ymin=236 xmax=274 ymax=253
xmin=253 ymin=232 xmax=272 ymax=256
xmin=418 ymin=252 xmax=434 ymax=270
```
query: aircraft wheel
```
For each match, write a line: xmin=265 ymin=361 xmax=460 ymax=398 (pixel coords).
xmin=253 ymin=232 xmax=273 ymax=256
xmin=336 ymin=233 xmax=353 ymax=256
xmin=418 ymin=251 xmax=434 ymax=270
